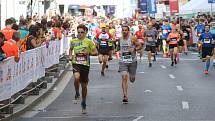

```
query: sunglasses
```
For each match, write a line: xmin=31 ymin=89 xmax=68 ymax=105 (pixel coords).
xmin=78 ymin=31 xmax=85 ymax=34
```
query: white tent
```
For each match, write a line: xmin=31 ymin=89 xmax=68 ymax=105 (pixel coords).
xmin=179 ymin=0 xmax=215 ymax=14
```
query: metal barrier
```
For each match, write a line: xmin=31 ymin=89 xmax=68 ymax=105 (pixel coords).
xmin=0 ymin=36 xmax=71 ymax=120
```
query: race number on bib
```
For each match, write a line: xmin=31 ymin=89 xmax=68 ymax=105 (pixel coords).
xmin=147 ymin=37 xmax=153 ymax=41
xmin=171 ymin=38 xmax=177 ymax=41
xmin=76 ymin=53 xmax=87 ymax=64
xmin=100 ymin=40 xmax=107 ymax=46
xmin=122 ymin=52 xmax=132 ymax=63
xmin=163 ymin=30 xmax=168 ymax=34
xmin=183 ymin=32 xmax=188 ymax=36
xmin=204 ymin=39 xmax=210 ymax=44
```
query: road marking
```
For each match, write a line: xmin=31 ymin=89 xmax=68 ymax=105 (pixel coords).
xmin=176 ymin=86 xmax=183 ymax=91
xmin=144 ymin=90 xmax=152 ymax=93
xmin=133 ymin=116 xmax=144 ymax=121
xmin=161 ymin=65 xmax=167 ymax=69
xmin=169 ymin=74 xmax=175 ymax=79
xmin=139 ymin=72 xmax=145 ymax=74
xmin=182 ymin=101 xmax=189 ymax=109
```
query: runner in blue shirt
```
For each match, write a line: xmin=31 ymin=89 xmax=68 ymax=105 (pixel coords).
xmin=195 ymin=20 xmax=205 ymax=57
xmin=198 ymin=24 xmax=215 ymax=74
xmin=161 ymin=19 xmax=171 ymax=57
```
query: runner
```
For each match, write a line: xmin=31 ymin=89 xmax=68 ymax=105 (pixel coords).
xmin=95 ymin=24 xmax=112 ymax=76
xmin=181 ymin=20 xmax=191 ymax=55
xmin=118 ymin=25 xmax=142 ymax=103
xmin=135 ymin=24 xmax=145 ymax=61
xmin=144 ymin=23 xmax=158 ymax=67
xmin=195 ymin=19 xmax=205 ymax=57
xmin=107 ymin=23 xmax=116 ymax=61
xmin=209 ymin=21 xmax=215 ymax=66
xmin=70 ymin=24 xmax=98 ymax=114
xmin=167 ymin=26 xmax=180 ymax=66
xmin=161 ymin=19 xmax=172 ymax=58
xmin=198 ymin=24 xmax=215 ymax=74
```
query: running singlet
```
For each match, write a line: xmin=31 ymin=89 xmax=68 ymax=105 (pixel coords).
xmin=199 ymin=32 xmax=214 ymax=48
xmin=96 ymin=32 xmax=112 ymax=49
xmin=168 ymin=33 xmax=180 ymax=44
xmin=70 ymin=38 xmax=96 ymax=66
xmin=195 ymin=24 xmax=204 ymax=36
xmin=119 ymin=35 xmax=136 ymax=63
xmin=161 ymin=25 xmax=171 ymax=39
xmin=135 ymin=31 xmax=144 ymax=44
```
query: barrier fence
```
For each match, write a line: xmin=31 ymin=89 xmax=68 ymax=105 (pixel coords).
xmin=0 ymin=36 xmax=71 ymax=102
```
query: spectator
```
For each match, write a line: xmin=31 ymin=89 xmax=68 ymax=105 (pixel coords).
xmin=0 ymin=18 xmax=16 ymax=41
xmin=0 ymin=32 xmax=20 ymax=62
xmin=18 ymin=19 xmax=29 ymax=40
xmin=26 ymin=25 xmax=43 ymax=50
xmin=52 ymin=20 xmax=62 ymax=40
xmin=11 ymin=32 xmax=22 ymax=51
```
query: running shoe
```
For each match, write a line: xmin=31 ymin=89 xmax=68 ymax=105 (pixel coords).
xmin=81 ymin=101 xmax=87 ymax=114
xmin=73 ymin=94 xmax=80 ymax=104
xmin=101 ymin=71 xmax=105 ymax=76
xmin=171 ymin=62 xmax=174 ymax=66
xmin=130 ymin=77 xmax=136 ymax=83
xmin=149 ymin=63 xmax=152 ymax=67
xmin=204 ymin=70 xmax=209 ymax=75
xmin=122 ymin=96 xmax=128 ymax=103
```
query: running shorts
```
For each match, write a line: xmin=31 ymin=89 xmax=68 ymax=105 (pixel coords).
xmin=72 ymin=64 xmax=90 ymax=83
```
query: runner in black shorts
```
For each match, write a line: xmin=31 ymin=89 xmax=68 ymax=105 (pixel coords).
xmin=70 ymin=24 xmax=98 ymax=114
xmin=95 ymin=24 xmax=112 ymax=76
xmin=198 ymin=24 xmax=215 ymax=74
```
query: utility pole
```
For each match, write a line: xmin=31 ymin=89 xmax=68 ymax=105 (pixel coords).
xmin=30 ymin=0 xmax=33 ymax=17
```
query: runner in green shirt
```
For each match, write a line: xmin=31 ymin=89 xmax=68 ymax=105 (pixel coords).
xmin=69 ymin=24 xmax=98 ymax=114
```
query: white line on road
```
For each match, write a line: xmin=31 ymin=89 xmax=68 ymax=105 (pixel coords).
xmin=182 ymin=101 xmax=189 ymax=109
xmin=144 ymin=90 xmax=152 ymax=93
xmin=176 ymin=86 xmax=183 ymax=91
xmin=133 ymin=116 xmax=144 ymax=121
xmin=161 ymin=65 xmax=167 ymax=69
xmin=139 ymin=72 xmax=145 ymax=74
xmin=169 ymin=74 xmax=176 ymax=79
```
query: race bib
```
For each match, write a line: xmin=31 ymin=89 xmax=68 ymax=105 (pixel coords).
xmin=183 ymin=32 xmax=188 ymax=36
xmin=147 ymin=37 xmax=153 ymax=41
xmin=76 ymin=53 xmax=87 ymax=64
xmin=171 ymin=38 xmax=177 ymax=41
xmin=204 ymin=38 xmax=210 ymax=44
xmin=163 ymin=30 xmax=168 ymax=34
xmin=122 ymin=52 xmax=132 ymax=63
xmin=100 ymin=40 xmax=107 ymax=46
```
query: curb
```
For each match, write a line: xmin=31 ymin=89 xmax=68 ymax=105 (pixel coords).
xmin=1 ymin=64 xmax=70 ymax=121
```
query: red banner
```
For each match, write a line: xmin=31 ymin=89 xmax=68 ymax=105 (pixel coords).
xmin=169 ymin=0 xmax=179 ymax=15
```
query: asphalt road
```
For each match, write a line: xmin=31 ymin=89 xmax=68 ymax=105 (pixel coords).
xmin=13 ymin=52 xmax=215 ymax=121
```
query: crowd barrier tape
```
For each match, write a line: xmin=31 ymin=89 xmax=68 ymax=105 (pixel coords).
xmin=0 ymin=37 xmax=70 ymax=102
